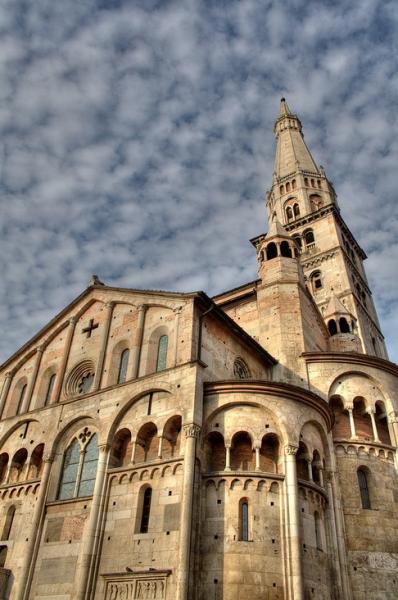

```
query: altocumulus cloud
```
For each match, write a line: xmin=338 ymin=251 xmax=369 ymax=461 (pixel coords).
xmin=0 ymin=0 xmax=398 ymax=361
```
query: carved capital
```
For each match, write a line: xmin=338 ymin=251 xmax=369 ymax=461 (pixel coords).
xmin=37 ymin=344 xmax=46 ymax=354
xmin=285 ymin=444 xmax=299 ymax=456
xmin=4 ymin=372 xmax=12 ymax=381
xmin=69 ymin=316 xmax=78 ymax=326
xmin=105 ymin=301 xmax=115 ymax=310
xmin=388 ymin=411 xmax=398 ymax=424
xmin=183 ymin=423 xmax=201 ymax=439
xmin=137 ymin=304 xmax=147 ymax=313
xmin=366 ymin=407 xmax=375 ymax=415
xmin=173 ymin=306 xmax=183 ymax=315
xmin=345 ymin=404 xmax=354 ymax=412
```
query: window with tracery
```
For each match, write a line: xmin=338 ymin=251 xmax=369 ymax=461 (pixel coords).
xmin=233 ymin=358 xmax=251 ymax=380
xmin=78 ymin=372 xmax=94 ymax=395
xmin=57 ymin=434 xmax=99 ymax=500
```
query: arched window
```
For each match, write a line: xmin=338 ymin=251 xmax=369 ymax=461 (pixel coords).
xmin=44 ymin=374 xmax=56 ymax=407
xmin=233 ymin=358 xmax=250 ymax=380
xmin=239 ymin=499 xmax=249 ymax=541
xmin=28 ymin=444 xmax=44 ymax=479
xmin=317 ymin=180 xmax=321 ymax=188
xmin=293 ymin=203 xmax=300 ymax=217
xmin=280 ymin=241 xmax=292 ymax=257
xmin=206 ymin=432 xmax=226 ymax=471
xmin=292 ymin=235 xmax=302 ymax=251
xmin=304 ymin=177 xmax=309 ymax=186
xmin=10 ymin=449 xmax=28 ymax=483
xmin=279 ymin=185 xmax=284 ymax=195
xmin=286 ymin=206 xmax=293 ymax=221
xmin=140 ymin=487 xmax=152 ymax=533
xmin=304 ymin=229 xmax=315 ymax=246
xmin=57 ymin=434 xmax=99 ymax=500
xmin=311 ymin=271 xmax=322 ymax=292
xmin=231 ymin=432 xmax=254 ymax=471
xmin=78 ymin=372 xmax=94 ymax=395
xmin=156 ymin=335 xmax=168 ymax=372
xmin=357 ymin=468 xmax=371 ymax=509
xmin=314 ymin=511 xmax=322 ymax=550
xmin=117 ymin=349 xmax=129 ymax=384
xmin=286 ymin=182 xmax=291 ymax=192
xmin=292 ymin=179 xmax=297 ymax=190
xmin=266 ymin=242 xmax=277 ymax=260
xmin=1 ymin=506 xmax=15 ymax=541
xmin=110 ymin=428 xmax=132 ymax=468
xmin=339 ymin=317 xmax=350 ymax=333
xmin=311 ymin=178 xmax=315 ymax=187
xmin=328 ymin=320 xmax=338 ymax=336
xmin=16 ymin=384 xmax=27 ymax=415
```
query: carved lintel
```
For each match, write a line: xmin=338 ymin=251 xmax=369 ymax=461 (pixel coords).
xmin=285 ymin=444 xmax=299 ymax=456
xmin=183 ymin=424 xmax=201 ymax=439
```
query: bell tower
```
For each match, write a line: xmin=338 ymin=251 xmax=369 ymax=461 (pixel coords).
xmin=264 ymin=99 xmax=387 ymax=359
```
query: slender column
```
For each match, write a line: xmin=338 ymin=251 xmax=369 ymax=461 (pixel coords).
xmin=306 ymin=458 xmax=313 ymax=482
xmin=53 ymin=317 xmax=77 ymax=404
xmin=72 ymin=444 xmax=110 ymax=600
xmin=130 ymin=440 xmax=137 ymax=464
xmin=93 ymin=302 xmax=114 ymax=391
xmin=0 ymin=372 xmax=13 ymax=419
xmin=22 ymin=345 xmax=45 ymax=413
xmin=173 ymin=307 xmax=182 ymax=367
xmin=325 ymin=478 xmax=344 ymax=598
xmin=255 ymin=447 xmax=261 ymax=471
xmin=347 ymin=405 xmax=356 ymax=439
xmin=157 ymin=436 xmax=163 ymax=459
xmin=225 ymin=445 xmax=231 ymax=471
xmin=284 ymin=444 xmax=303 ymax=600
xmin=19 ymin=456 xmax=54 ymax=600
xmin=330 ymin=470 xmax=353 ymax=600
xmin=318 ymin=467 xmax=324 ymax=487
xmin=176 ymin=423 xmax=201 ymax=600
xmin=367 ymin=408 xmax=380 ymax=443
xmin=129 ymin=304 xmax=147 ymax=379
xmin=388 ymin=412 xmax=398 ymax=446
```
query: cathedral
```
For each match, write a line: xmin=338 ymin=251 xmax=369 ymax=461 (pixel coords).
xmin=0 ymin=99 xmax=397 ymax=600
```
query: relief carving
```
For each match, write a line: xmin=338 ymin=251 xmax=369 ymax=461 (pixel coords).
xmin=105 ymin=577 xmax=166 ymax=600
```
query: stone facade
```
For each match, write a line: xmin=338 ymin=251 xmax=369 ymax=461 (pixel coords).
xmin=0 ymin=99 xmax=397 ymax=600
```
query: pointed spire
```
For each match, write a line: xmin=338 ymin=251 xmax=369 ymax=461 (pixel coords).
xmin=273 ymin=99 xmax=319 ymax=179
xmin=279 ymin=97 xmax=292 ymax=117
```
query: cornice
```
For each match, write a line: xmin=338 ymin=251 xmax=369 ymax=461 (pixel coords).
xmin=302 ymin=352 xmax=398 ymax=378
xmin=204 ymin=380 xmax=333 ymax=431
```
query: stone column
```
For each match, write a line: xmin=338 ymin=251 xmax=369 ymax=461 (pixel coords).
xmin=367 ymin=408 xmax=380 ymax=443
xmin=176 ymin=423 xmax=201 ymax=600
xmin=157 ymin=436 xmax=163 ymax=459
xmin=284 ymin=444 xmax=303 ymax=600
xmin=347 ymin=405 xmax=356 ymax=439
xmin=19 ymin=456 xmax=54 ymax=600
xmin=93 ymin=302 xmax=114 ymax=391
xmin=325 ymin=478 xmax=344 ymax=598
xmin=22 ymin=345 xmax=45 ymax=413
xmin=329 ymin=470 xmax=353 ymax=600
xmin=306 ymin=458 xmax=313 ymax=482
xmin=255 ymin=447 xmax=261 ymax=471
xmin=173 ymin=307 xmax=182 ymax=367
xmin=129 ymin=304 xmax=147 ymax=380
xmin=318 ymin=467 xmax=324 ymax=487
xmin=225 ymin=445 xmax=231 ymax=471
xmin=130 ymin=440 xmax=137 ymax=464
xmin=0 ymin=373 xmax=13 ymax=419
xmin=53 ymin=317 xmax=77 ymax=404
xmin=72 ymin=443 xmax=110 ymax=600
xmin=388 ymin=412 xmax=398 ymax=446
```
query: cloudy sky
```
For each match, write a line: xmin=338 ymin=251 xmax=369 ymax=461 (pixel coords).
xmin=0 ymin=0 xmax=397 ymax=363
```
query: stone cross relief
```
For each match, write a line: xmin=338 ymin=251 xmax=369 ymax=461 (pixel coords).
xmin=81 ymin=318 xmax=99 ymax=338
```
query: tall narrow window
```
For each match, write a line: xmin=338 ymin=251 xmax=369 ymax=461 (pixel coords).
xmin=314 ymin=511 xmax=322 ymax=550
xmin=140 ymin=487 xmax=152 ymax=533
xmin=58 ymin=439 xmax=80 ymax=500
xmin=286 ymin=206 xmax=293 ymax=221
xmin=239 ymin=499 xmax=249 ymax=541
xmin=293 ymin=203 xmax=300 ymax=217
xmin=44 ymin=374 xmax=56 ymax=406
xmin=78 ymin=435 xmax=99 ymax=497
xmin=156 ymin=335 xmax=168 ymax=372
xmin=117 ymin=349 xmax=129 ymax=384
xmin=1 ymin=506 xmax=15 ymax=541
xmin=16 ymin=384 xmax=27 ymax=415
xmin=357 ymin=468 xmax=371 ymax=509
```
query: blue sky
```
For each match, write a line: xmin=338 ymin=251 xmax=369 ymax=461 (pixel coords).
xmin=0 ymin=0 xmax=398 ymax=362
